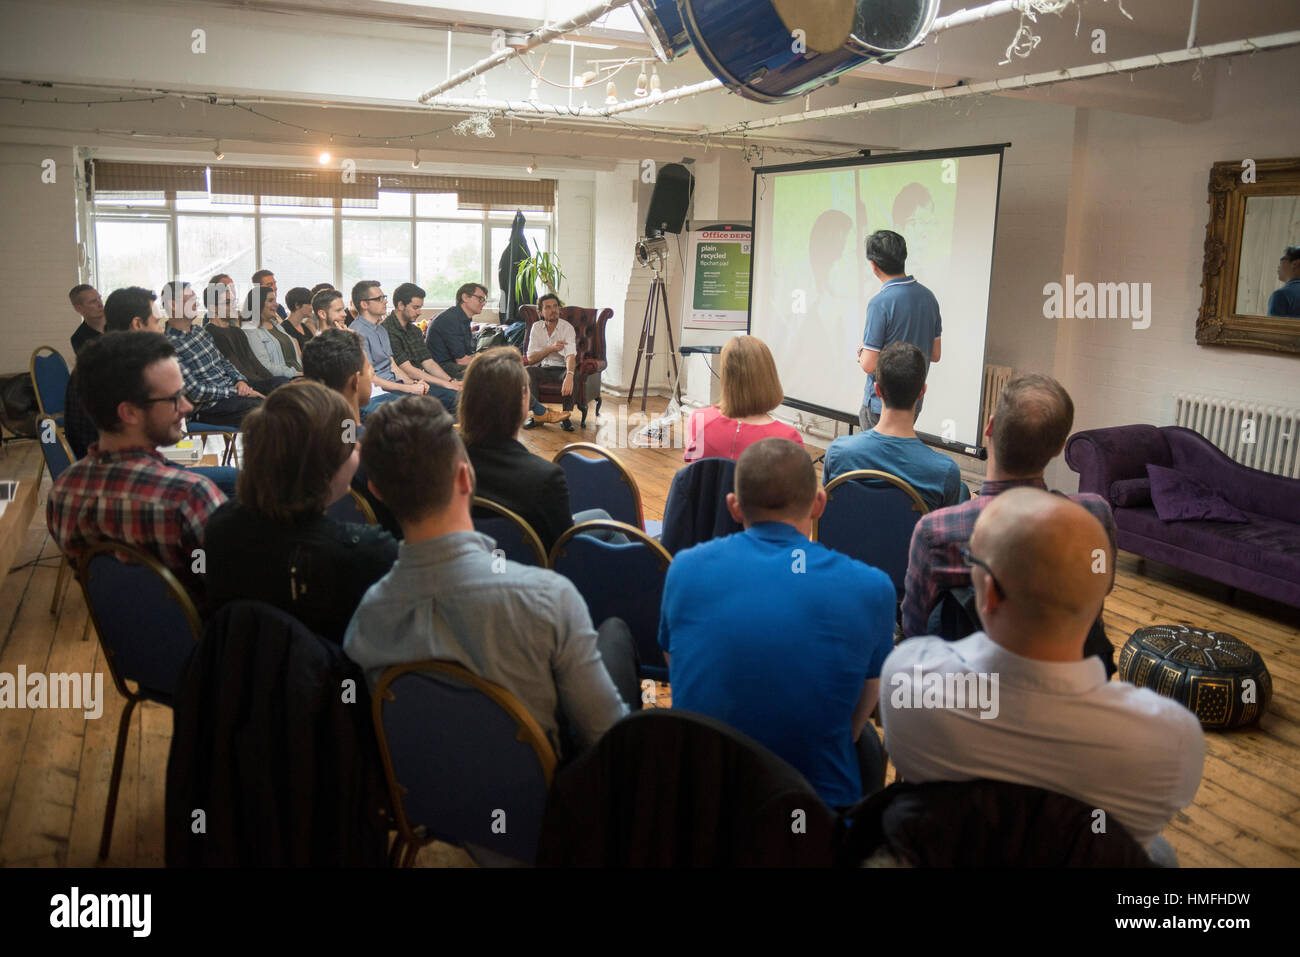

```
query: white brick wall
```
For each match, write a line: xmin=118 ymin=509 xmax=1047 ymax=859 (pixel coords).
xmin=0 ymin=143 xmax=80 ymax=374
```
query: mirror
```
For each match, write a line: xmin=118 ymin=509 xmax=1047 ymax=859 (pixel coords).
xmin=1196 ymin=157 xmax=1300 ymax=352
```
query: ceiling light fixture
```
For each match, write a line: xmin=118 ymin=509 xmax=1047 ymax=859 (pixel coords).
xmin=526 ymin=156 xmax=537 ymax=174
xmin=318 ymin=151 xmax=331 ymax=164
xmin=635 ymin=69 xmax=648 ymax=97
xmin=412 ymin=149 xmax=421 ymax=169
xmin=528 ymin=77 xmax=540 ymax=103
xmin=650 ymin=68 xmax=662 ymax=95
xmin=477 ymin=75 xmax=488 ymax=99
xmin=213 ymin=140 xmax=224 ymax=160
xmin=605 ymin=80 xmax=618 ymax=105
xmin=575 ymin=69 xmax=597 ymax=88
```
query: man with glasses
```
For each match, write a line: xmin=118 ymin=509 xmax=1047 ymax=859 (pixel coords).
xmin=882 ymin=488 xmax=1205 ymax=865
xmin=900 ymin=373 xmax=1118 ymax=675
xmin=47 ymin=330 xmax=228 ymax=599
xmin=383 ymin=281 xmax=461 ymax=415
xmin=426 ymin=282 xmax=487 ymax=381
xmin=350 ymin=280 xmax=427 ymax=415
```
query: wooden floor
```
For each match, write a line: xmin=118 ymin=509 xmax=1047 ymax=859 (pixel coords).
xmin=1 ymin=398 xmax=1299 ymax=867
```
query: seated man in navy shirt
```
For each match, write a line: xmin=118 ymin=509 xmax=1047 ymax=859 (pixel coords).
xmin=824 ymin=341 xmax=969 ymax=510
xmin=658 ymin=437 xmax=896 ymax=809
xmin=425 ymin=281 xmax=486 ymax=381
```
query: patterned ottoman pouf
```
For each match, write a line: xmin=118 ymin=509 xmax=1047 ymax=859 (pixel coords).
xmin=1118 ymin=625 xmax=1272 ymax=729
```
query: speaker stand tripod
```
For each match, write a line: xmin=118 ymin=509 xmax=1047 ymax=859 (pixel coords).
xmin=627 ymin=270 xmax=681 ymax=413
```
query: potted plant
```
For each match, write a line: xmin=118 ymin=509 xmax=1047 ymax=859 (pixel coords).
xmin=515 ymin=243 xmax=567 ymax=304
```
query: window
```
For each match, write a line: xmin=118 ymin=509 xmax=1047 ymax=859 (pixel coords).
xmin=415 ymin=222 xmax=483 ymax=306
xmin=261 ymin=217 xmax=335 ymax=295
xmin=177 ymin=215 xmax=255 ymax=291
xmin=341 ymin=220 xmax=413 ymax=300
xmin=94 ymin=220 xmax=169 ymax=294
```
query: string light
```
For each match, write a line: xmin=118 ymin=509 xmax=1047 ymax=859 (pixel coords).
xmin=411 ymin=149 xmax=421 ymax=168
xmin=525 ymin=156 xmax=537 ymax=174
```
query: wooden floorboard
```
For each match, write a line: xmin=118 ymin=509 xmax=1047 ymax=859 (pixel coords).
xmin=1 ymin=403 xmax=1298 ymax=868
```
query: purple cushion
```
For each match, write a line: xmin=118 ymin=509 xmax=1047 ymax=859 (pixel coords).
xmin=1109 ymin=478 xmax=1152 ymax=508
xmin=1147 ymin=465 xmax=1248 ymax=523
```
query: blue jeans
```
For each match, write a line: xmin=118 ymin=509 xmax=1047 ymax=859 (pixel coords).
xmin=361 ymin=391 xmax=405 ymax=420
xmin=191 ymin=466 xmax=238 ymax=498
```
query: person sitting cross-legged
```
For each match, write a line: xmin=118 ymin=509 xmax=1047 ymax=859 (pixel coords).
xmin=343 ymin=396 xmax=639 ymax=761
xmin=521 ymin=293 xmax=577 ymax=431
xmin=203 ymin=379 xmax=397 ymax=643
xmin=823 ymin=341 xmax=969 ymax=510
xmin=46 ymin=330 xmax=227 ymax=600
xmin=658 ymin=437 xmax=896 ymax=810
xmin=881 ymin=488 xmax=1205 ymax=865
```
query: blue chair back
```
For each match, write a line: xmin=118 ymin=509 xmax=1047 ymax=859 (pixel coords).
xmin=471 ymin=497 xmax=546 ymax=566
xmin=374 ymin=661 xmax=556 ymax=864
xmin=326 ymin=488 xmax=377 ymax=526
xmin=30 ymin=347 xmax=70 ymax=420
xmin=78 ymin=541 xmax=202 ymax=704
xmin=553 ymin=443 xmax=643 ymax=529
xmin=660 ymin=456 xmax=742 ymax=555
xmin=815 ymin=469 xmax=929 ymax=599
xmin=550 ymin=521 xmax=672 ymax=679
xmin=38 ymin=418 xmax=74 ymax=480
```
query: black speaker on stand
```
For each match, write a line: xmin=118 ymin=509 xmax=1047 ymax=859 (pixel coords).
xmin=628 ymin=162 xmax=694 ymax=414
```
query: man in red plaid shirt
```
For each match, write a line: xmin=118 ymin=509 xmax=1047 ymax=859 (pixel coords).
xmin=901 ymin=373 xmax=1117 ymax=674
xmin=47 ymin=323 xmax=226 ymax=596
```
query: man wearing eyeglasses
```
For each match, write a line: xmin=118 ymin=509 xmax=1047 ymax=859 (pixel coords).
xmin=425 ymin=281 xmax=488 ymax=381
xmin=47 ymin=328 xmax=228 ymax=600
xmin=383 ymin=281 xmax=461 ymax=415
xmin=350 ymin=280 xmax=428 ymax=413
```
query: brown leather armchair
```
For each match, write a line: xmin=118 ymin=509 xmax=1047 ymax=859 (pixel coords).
xmin=519 ymin=304 xmax=612 ymax=427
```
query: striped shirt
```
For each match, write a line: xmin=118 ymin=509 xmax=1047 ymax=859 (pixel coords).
xmin=164 ymin=325 xmax=245 ymax=409
xmin=46 ymin=444 xmax=226 ymax=594
xmin=901 ymin=477 xmax=1116 ymax=637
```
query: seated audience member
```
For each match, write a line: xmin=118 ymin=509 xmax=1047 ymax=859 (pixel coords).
xmin=901 ymin=373 xmax=1118 ymax=678
xmin=382 ymin=282 xmax=461 ymax=413
xmin=522 ymin=293 xmax=577 ymax=432
xmin=203 ymin=380 xmax=398 ymax=643
xmin=683 ymin=335 xmax=803 ymax=462
xmin=823 ymin=341 xmax=969 ymax=509
xmin=350 ymin=280 xmax=428 ymax=414
xmin=881 ymin=488 xmax=1205 ymax=863
xmin=425 ymin=281 xmax=486 ymax=380
xmin=68 ymin=284 xmax=105 ymax=355
xmin=309 ymin=281 xmax=334 ymax=298
xmin=280 ymin=286 xmax=317 ymax=349
xmin=65 ymin=286 xmax=163 ymax=458
xmin=160 ymin=280 xmax=201 ymax=329
xmin=343 ymin=396 xmax=636 ymax=760
xmin=252 ymin=268 xmax=288 ymax=320
xmin=46 ymin=330 xmax=226 ymax=598
xmin=201 ymin=279 xmax=288 ymax=396
xmin=243 ymin=286 xmax=301 ymax=377
xmin=311 ymin=287 xmax=350 ymax=333
xmin=658 ymin=438 xmax=896 ymax=809
xmin=301 ymin=328 xmax=399 ymax=537
xmin=165 ymin=289 xmax=265 ymax=428
xmin=460 ymin=347 xmax=617 ymax=553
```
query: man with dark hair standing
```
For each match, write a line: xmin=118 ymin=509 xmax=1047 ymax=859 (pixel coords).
xmin=253 ymin=268 xmax=288 ymax=320
xmin=522 ymin=292 xmax=576 ymax=432
xmin=1267 ymin=246 xmax=1300 ymax=318
xmin=383 ymin=281 xmax=461 ymax=414
xmin=824 ymin=341 xmax=968 ymax=510
xmin=344 ymin=396 xmax=636 ymax=761
xmin=350 ymin=281 xmax=427 ymax=414
xmin=426 ymin=281 xmax=487 ymax=381
xmin=901 ymin=373 xmax=1118 ymax=675
xmin=659 ymin=437 xmax=896 ymax=810
xmin=165 ymin=281 xmax=264 ymax=427
xmin=68 ymin=284 xmax=105 ymax=355
xmin=857 ymin=229 xmax=942 ymax=431
xmin=201 ymin=278 xmax=287 ymax=395
xmin=47 ymin=330 xmax=226 ymax=597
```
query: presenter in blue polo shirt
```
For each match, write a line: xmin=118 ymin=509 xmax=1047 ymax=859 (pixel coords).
xmin=856 ymin=229 xmax=942 ymax=432
xmin=658 ymin=438 xmax=896 ymax=810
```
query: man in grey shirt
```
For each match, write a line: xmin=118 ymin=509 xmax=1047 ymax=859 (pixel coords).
xmin=343 ymin=395 xmax=636 ymax=759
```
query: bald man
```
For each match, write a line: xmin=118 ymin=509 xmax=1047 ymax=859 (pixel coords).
xmin=881 ymin=488 xmax=1205 ymax=862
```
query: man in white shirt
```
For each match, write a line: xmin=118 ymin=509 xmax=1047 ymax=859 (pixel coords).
xmin=523 ymin=293 xmax=577 ymax=432
xmin=880 ymin=487 xmax=1205 ymax=864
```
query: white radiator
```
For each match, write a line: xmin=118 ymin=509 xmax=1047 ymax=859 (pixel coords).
xmin=1173 ymin=393 xmax=1300 ymax=480
xmin=981 ymin=365 xmax=1015 ymax=437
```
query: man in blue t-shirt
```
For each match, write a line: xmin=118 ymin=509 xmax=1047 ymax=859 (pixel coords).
xmin=825 ymin=342 xmax=969 ymax=511
xmin=857 ymin=229 xmax=942 ymax=431
xmin=658 ymin=438 xmax=896 ymax=809
xmin=1267 ymin=246 xmax=1300 ymax=318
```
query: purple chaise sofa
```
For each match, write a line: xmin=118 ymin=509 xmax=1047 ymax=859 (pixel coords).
xmin=1065 ymin=425 xmax=1300 ymax=608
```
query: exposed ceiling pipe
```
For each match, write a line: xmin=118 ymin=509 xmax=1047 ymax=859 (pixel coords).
xmin=929 ymin=0 xmax=1034 ymax=35
xmin=424 ymin=77 xmax=726 ymax=118
xmin=699 ymin=30 xmax=1300 ymax=135
xmin=1187 ymin=0 xmax=1202 ymax=49
xmin=417 ymin=0 xmax=634 ymax=103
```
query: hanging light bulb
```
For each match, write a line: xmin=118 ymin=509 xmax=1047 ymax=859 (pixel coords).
xmin=650 ymin=67 xmax=662 ymax=96
xmin=477 ymin=75 xmax=488 ymax=99
xmin=318 ymin=151 xmax=331 ymax=165
xmin=635 ymin=68 xmax=648 ymax=97
xmin=605 ymin=80 xmax=618 ymax=105
xmin=411 ymin=149 xmax=421 ymax=169
xmin=576 ymin=69 xmax=598 ymax=88
xmin=528 ymin=76 xmax=540 ymax=103
xmin=213 ymin=140 xmax=224 ymax=161
xmin=525 ymin=157 xmax=537 ymax=174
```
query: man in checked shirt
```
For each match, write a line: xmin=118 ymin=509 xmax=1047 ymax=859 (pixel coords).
xmin=47 ymin=329 xmax=227 ymax=599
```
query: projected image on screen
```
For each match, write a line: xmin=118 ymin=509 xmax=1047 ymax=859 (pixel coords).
xmin=750 ymin=148 xmax=1003 ymax=452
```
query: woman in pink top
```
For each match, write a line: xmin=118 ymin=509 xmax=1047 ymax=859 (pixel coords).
xmin=684 ymin=335 xmax=804 ymax=462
